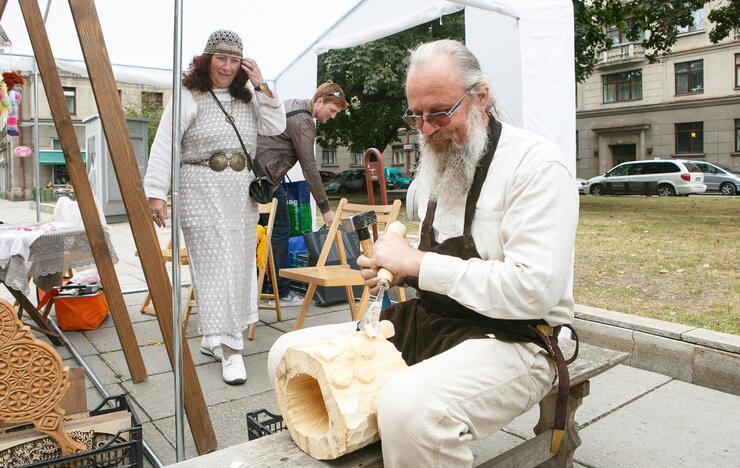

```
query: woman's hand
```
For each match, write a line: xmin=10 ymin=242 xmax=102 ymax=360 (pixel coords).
xmin=242 ymin=58 xmax=273 ymax=98
xmin=242 ymin=58 xmax=263 ymax=86
xmin=148 ymin=198 xmax=167 ymax=228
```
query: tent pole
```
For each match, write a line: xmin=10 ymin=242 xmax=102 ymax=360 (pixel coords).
xmin=171 ymin=0 xmax=186 ymax=461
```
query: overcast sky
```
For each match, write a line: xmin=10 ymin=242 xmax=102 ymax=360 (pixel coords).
xmin=1 ymin=0 xmax=357 ymax=79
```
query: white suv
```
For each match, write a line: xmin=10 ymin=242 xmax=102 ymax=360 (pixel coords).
xmin=586 ymin=159 xmax=706 ymax=196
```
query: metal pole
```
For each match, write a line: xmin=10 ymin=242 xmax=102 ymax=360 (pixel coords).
xmin=120 ymin=283 xmax=191 ymax=296
xmin=46 ymin=318 xmax=164 ymax=468
xmin=32 ymin=0 xmax=52 ymax=222
xmin=171 ymin=0 xmax=185 ymax=461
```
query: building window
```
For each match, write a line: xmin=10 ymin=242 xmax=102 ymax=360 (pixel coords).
xmin=675 ymin=122 xmax=703 ymax=154
xmin=675 ymin=60 xmax=703 ymax=94
xmin=677 ymin=9 xmax=705 ymax=34
xmin=576 ymin=130 xmax=580 ymax=160
xmin=393 ymin=149 xmax=404 ymax=165
xmin=350 ymin=151 xmax=363 ymax=166
xmin=141 ymin=91 xmax=163 ymax=112
xmin=62 ymin=87 xmax=76 ymax=115
xmin=51 ymin=138 xmax=62 ymax=150
xmin=603 ymin=70 xmax=642 ymax=103
xmin=735 ymin=119 xmax=740 ymax=152
xmin=606 ymin=26 xmax=627 ymax=46
xmin=735 ymin=54 xmax=740 ymax=89
xmin=321 ymin=147 xmax=336 ymax=166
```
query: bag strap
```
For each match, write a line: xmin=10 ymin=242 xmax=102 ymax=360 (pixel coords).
xmin=208 ymin=89 xmax=254 ymax=172
xmin=285 ymin=109 xmax=311 ymax=118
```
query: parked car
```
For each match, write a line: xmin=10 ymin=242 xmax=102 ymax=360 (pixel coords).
xmin=586 ymin=159 xmax=706 ymax=197
xmin=575 ymin=178 xmax=588 ymax=194
xmin=324 ymin=169 xmax=367 ymax=194
xmin=384 ymin=167 xmax=412 ymax=190
xmin=318 ymin=170 xmax=337 ymax=184
xmin=686 ymin=161 xmax=740 ymax=196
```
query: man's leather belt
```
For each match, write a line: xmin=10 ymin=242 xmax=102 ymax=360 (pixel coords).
xmin=185 ymin=152 xmax=246 ymax=172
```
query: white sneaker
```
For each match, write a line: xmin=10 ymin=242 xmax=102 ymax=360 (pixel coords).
xmin=268 ymin=291 xmax=304 ymax=308
xmin=221 ymin=353 xmax=246 ymax=385
xmin=200 ymin=343 xmax=223 ymax=362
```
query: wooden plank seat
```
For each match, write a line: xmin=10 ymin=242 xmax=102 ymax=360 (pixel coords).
xmin=169 ymin=341 xmax=629 ymax=468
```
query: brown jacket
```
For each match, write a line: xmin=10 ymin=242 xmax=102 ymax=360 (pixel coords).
xmin=255 ymin=99 xmax=330 ymax=213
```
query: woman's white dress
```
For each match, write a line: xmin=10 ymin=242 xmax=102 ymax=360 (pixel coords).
xmin=144 ymin=87 xmax=285 ymax=350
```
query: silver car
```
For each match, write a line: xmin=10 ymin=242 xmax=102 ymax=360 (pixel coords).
xmin=586 ymin=159 xmax=706 ymax=196
xmin=687 ymin=161 xmax=740 ymax=196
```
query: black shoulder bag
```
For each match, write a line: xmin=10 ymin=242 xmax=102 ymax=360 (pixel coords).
xmin=208 ymin=89 xmax=277 ymax=204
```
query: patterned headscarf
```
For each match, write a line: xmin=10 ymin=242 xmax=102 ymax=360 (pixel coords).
xmin=203 ymin=30 xmax=243 ymax=59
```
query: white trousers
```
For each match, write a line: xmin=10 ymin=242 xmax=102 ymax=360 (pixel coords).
xmin=267 ymin=322 xmax=556 ymax=468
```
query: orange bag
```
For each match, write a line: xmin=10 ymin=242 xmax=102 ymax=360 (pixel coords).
xmin=39 ymin=287 xmax=109 ymax=331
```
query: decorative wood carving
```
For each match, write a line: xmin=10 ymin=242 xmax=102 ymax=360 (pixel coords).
xmin=0 ymin=299 xmax=85 ymax=455
xmin=274 ymin=320 xmax=408 ymax=460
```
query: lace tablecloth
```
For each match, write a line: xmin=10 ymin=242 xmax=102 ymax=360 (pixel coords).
xmin=0 ymin=223 xmax=118 ymax=294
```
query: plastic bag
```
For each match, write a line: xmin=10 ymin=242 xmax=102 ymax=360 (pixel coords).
xmin=303 ymin=226 xmax=363 ymax=306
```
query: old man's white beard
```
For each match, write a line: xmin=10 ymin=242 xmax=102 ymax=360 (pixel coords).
xmin=415 ymin=107 xmax=489 ymax=204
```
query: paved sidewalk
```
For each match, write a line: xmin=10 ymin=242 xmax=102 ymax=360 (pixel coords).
xmin=2 ymin=198 xmax=738 ymax=467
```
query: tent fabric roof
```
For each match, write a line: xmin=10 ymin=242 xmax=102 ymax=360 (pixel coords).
xmin=1 ymin=0 xmax=575 ymax=172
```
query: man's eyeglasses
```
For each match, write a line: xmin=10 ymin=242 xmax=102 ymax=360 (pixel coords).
xmin=324 ymin=90 xmax=344 ymax=99
xmin=402 ymin=84 xmax=477 ymax=129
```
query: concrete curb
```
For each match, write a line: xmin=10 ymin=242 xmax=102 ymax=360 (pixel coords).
xmin=575 ymin=304 xmax=740 ymax=396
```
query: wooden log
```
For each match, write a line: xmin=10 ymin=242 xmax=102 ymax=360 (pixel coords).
xmin=274 ymin=320 xmax=407 ymax=460
xmin=66 ymin=0 xmax=217 ymax=454
xmin=17 ymin=0 xmax=147 ymax=384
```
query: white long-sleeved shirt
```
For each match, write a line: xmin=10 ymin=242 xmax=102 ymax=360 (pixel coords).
xmin=143 ymin=88 xmax=286 ymax=201
xmin=416 ymin=122 xmax=579 ymax=326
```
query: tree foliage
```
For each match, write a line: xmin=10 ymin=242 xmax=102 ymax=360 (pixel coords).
xmin=574 ymin=0 xmax=738 ymax=82
xmin=316 ymin=11 xmax=464 ymax=153
xmin=707 ymin=0 xmax=740 ymax=43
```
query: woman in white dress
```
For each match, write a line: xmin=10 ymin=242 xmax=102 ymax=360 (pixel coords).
xmin=143 ymin=30 xmax=285 ymax=384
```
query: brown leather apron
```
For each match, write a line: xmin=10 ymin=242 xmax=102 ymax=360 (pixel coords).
xmin=379 ymin=117 xmax=578 ymax=453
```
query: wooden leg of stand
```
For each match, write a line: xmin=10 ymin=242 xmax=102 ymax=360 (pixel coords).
xmin=269 ymin=250 xmax=282 ymax=322
xmin=5 ymin=284 xmax=62 ymax=345
xmin=355 ymin=288 xmax=371 ymax=321
xmin=345 ymin=286 xmax=356 ymax=320
xmin=247 ymin=323 xmax=256 ymax=340
xmin=295 ymin=284 xmax=317 ymax=330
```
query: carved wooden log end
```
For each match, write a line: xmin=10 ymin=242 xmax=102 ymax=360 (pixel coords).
xmin=274 ymin=320 xmax=407 ymax=460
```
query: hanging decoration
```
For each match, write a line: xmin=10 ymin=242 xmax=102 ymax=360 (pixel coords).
xmin=2 ymin=72 xmax=25 ymax=136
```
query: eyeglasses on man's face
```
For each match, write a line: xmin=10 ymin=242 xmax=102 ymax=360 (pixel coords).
xmin=402 ymin=84 xmax=477 ymax=129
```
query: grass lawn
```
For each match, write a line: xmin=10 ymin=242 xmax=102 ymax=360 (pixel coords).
xmin=575 ymin=196 xmax=739 ymax=335
xmin=323 ymin=193 xmax=739 ymax=335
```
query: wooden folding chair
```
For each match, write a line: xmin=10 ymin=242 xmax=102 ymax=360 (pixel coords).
xmin=247 ymin=198 xmax=281 ymax=340
xmin=279 ymin=198 xmax=402 ymax=329
xmin=139 ymin=239 xmax=196 ymax=327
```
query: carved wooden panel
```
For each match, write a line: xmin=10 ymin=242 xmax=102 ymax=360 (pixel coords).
xmin=0 ymin=299 xmax=85 ymax=455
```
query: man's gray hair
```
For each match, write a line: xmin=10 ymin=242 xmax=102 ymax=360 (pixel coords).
xmin=407 ymin=39 xmax=497 ymax=114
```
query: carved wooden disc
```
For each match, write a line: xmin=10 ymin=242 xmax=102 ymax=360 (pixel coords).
xmin=0 ymin=300 xmax=69 ymax=422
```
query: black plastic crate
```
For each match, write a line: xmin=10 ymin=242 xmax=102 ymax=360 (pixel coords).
xmin=25 ymin=395 xmax=143 ymax=468
xmin=246 ymin=409 xmax=286 ymax=441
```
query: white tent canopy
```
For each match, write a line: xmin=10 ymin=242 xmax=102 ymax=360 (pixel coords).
xmin=1 ymin=0 xmax=575 ymax=172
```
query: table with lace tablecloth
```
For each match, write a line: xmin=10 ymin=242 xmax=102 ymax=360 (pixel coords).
xmin=0 ymin=222 xmax=118 ymax=343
